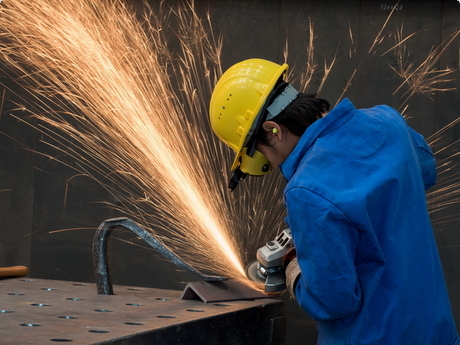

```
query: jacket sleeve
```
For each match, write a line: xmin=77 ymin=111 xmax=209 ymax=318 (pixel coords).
xmin=284 ymin=187 xmax=362 ymax=322
xmin=409 ymin=127 xmax=437 ymax=189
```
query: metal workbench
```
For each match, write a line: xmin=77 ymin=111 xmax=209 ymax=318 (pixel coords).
xmin=0 ymin=278 xmax=285 ymax=344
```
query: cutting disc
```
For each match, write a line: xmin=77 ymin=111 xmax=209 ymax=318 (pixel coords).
xmin=245 ymin=260 xmax=265 ymax=284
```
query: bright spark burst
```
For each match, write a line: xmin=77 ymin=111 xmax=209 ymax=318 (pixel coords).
xmin=0 ymin=0 xmax=459 ymax=289
xmin=426 ymin=118 xmax=460 ymax=225
xmin=383 ymin=25 xmax=460 ymax=104
xmin=289 ymin=10 xmax=460 ymax=227
xmin=0 ymin=0 xmax=285 ymax=282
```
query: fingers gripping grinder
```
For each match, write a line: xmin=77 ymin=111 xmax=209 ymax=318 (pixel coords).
xmin=245 ymin=229 xmax=293 ymax=292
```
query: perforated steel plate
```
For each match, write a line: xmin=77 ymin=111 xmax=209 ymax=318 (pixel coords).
xmin=0 ymin=278 xmax=284 ymax=344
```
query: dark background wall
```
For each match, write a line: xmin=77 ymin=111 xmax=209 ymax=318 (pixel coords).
xmin=1 ymin=1 xmax=459 ymax=344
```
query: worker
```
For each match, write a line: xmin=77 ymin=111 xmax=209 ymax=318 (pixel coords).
xmin=209 ymin=58 xmax=459 ymax=345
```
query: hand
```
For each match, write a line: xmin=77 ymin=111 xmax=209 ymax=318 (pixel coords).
xmin=285 ymin=257 xmax=301 ymax=299
xmin=282 ymin=246 xmax=297 ymax=269
xmin=282 ymin=246 xmax=300 ymax=299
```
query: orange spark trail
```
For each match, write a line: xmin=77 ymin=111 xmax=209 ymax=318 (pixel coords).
xmin=1 ymin=0 xmax=459 ymax=288
xmin=290 ymin=13 xmax=460 ymax=226
xmin=0 ymin=0 xmax=256 ymax=280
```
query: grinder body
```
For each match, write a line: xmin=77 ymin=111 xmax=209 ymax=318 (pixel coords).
xmin=246 ymin=229 xmax=293 ymax=292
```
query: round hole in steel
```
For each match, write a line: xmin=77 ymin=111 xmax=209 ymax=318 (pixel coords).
xmin=50 ymin=339 xmax=73 ymax=342
xmin=0 ymin=310 xmax=14 ymax=313
xmin=89 ymin=330 xmax=109 ymax=333
xmin=42 ymin=288 xmax=57 ymax=291
xmin=214 ymin=303 xmax=231 ymax=306
xmin=157 ymin=315 xmax=176 ymax=318
xmin=125 ymin=322 xmax=145 ymax=325
xmin=155 ymin=298 xmax=172 ymax=301
xmin=126 ymin=303 xmax=142 ymax=306
xmin=186 ymin=309 xmax=204 ymax=312
xmin=94 ymin=309 xmax=112 ymax=312
xmin=58 ymin=316 xmax=78 ymax=319
xmin=7 ymin=293 xmax=25 ymax=296
xmin=66 ymin=298 xmax=82 ymax=301
xmin=31 ymin=303 xmax=51 ymax=307
xmin=20 ymin=323 xmax=41 ymax=327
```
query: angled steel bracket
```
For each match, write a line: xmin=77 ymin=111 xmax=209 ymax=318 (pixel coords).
xmin=93 ymin=217 xmax=227 ymax=295
xmin=181 ymin=280 xmax=267 ymax=303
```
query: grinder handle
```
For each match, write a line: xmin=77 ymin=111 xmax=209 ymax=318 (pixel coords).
xmin=282 ymin=247 xmax=297 ymax=269
xmin=0 ymin=265 xmax=29 ymax=278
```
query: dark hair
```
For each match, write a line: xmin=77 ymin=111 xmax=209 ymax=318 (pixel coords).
xmin=256 ymin=92 xmax=330 ymax=146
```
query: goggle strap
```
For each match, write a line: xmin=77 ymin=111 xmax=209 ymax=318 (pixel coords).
xmin=246 ymin=82 xmax=292 ymax=157
xmin=266 ymin=84 xmax=299 ymax=121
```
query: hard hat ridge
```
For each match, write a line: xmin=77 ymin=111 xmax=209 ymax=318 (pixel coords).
xmin=267 ymin=84 xmax=299 ymax=121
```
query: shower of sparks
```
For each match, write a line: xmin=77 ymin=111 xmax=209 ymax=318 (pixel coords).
xmin=383 ymin=25 xmax=460 ymax=105
xmin=0 ymin=0 xmax=459 ymax=290
xmin=298 ymin=18 xmax=317 ymax=94
xmin=0 ymin=0 xmax=288 ymax=283
xmin=292 ymin=11 xmax=460 ymax=226
xmin=348 ymin=21 xmax=356 ymax=59
xmin=426 ymin=117 xmax=460 ymax=225
xmin=368 ymin=0 xmax=401 ymax=55
xmin=380 ymin=25 xmax=460 ymax=224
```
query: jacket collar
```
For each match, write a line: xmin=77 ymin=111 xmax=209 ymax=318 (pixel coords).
xmin=279 ymin=98 xmax=357 ymax=181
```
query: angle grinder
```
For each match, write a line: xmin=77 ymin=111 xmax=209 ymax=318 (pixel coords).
xmin=245 ymin=229 xmax=293 ymax=292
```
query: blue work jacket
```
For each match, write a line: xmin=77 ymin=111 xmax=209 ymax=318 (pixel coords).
xmin=280 ymin=98 xmax=459 ymax=345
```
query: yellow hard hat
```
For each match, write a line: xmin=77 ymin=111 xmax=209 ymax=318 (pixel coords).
xmin=209 ymin=58 xmax=289 ymax=176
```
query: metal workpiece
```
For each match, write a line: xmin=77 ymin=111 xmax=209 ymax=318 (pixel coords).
xmin=181 ymin=279 xmax=268 ymax=303
xmin=0 ymin=278 xmax=285 ymax=344
xmin=93 ymin=217 xmax=227 ymax=295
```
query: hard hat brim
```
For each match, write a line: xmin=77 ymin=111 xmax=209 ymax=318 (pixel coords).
xmin=231 ymin=148 xmax=271 ymax=176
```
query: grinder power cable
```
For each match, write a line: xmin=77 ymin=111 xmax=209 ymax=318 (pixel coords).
xmin=246 ymin=229 xmax=293 ymax=292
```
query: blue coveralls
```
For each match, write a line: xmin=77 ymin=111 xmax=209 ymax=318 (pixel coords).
xmin=280 ymin=98 xmax=459 ymax=345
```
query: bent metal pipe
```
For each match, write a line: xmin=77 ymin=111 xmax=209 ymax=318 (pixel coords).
xmin=93 ymin=217 xmax=227 ymax=295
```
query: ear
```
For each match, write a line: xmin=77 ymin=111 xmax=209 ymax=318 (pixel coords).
xmin=262 ymin=121 xmax=283 ymax=142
